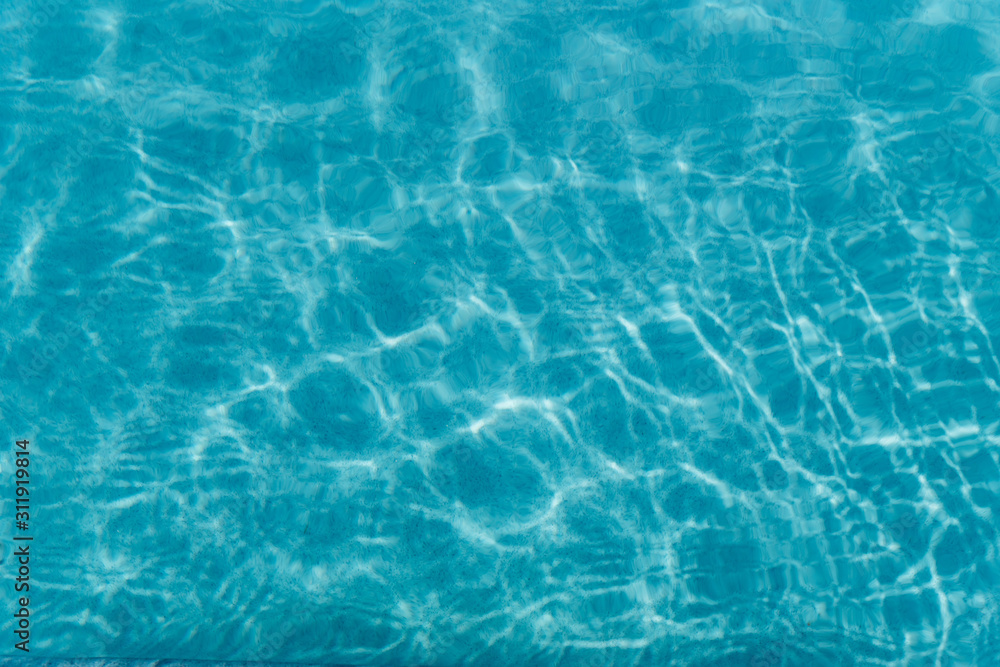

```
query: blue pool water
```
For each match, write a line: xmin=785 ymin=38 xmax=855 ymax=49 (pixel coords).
xmin=2 ymin=0 xmax=1000 ymax=665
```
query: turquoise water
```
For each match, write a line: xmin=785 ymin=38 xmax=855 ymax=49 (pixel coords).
xmin=2 ymin=0 xmax=1000 ymax=665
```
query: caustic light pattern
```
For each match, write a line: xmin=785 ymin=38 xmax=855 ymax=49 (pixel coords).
xmin=2 ymin=0 xmax=1000 ymax=665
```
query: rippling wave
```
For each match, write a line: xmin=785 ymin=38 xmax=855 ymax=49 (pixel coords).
xmin=2 ymin=0 xmax=1000 ymax=665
